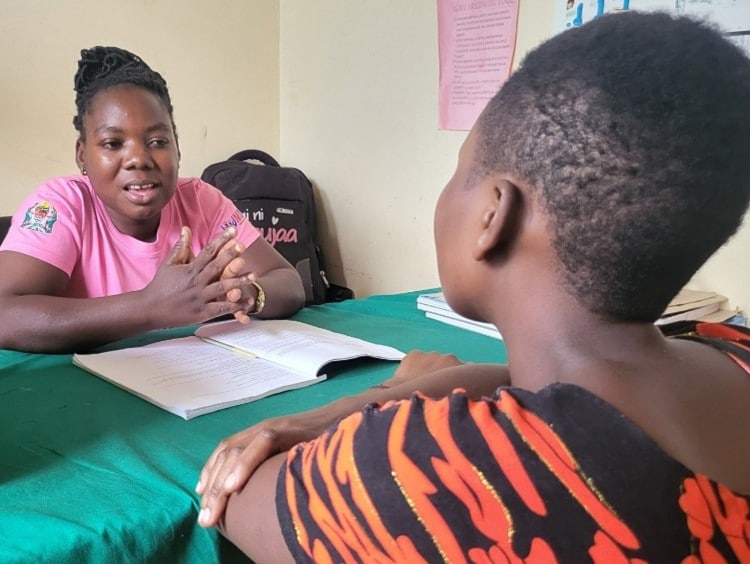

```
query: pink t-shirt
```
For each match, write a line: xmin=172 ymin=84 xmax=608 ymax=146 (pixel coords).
xmin=0 ymin=175 xmax=260 ymax=298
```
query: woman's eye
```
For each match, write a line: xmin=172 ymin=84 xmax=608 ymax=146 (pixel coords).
xmin=149 ymin=138 xmax=169 ymax=148
xmin=102 ymin=140 xmax=122 ymax=150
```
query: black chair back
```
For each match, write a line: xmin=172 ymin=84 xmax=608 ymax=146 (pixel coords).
xmin=0 ymin=216 xmax=11 ymax=243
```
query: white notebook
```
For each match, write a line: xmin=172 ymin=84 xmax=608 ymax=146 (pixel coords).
xmin=417 ymin=292 xmax=502 ymax=340
xmin=74 ymin=319 xmax=405 ymax=420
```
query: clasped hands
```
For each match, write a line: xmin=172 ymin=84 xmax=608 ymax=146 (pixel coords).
xmin=148 ymin=225 xmax=261 ymax=326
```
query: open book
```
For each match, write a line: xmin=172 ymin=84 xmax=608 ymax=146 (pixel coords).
xmin=73 ymin=319 xmax=405 ymax=420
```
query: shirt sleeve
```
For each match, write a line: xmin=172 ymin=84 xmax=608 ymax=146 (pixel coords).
xmin=275 ymin=391 xmax=531 ymax=563
xmin=0 ymin=177 xmax=86 ymax=276
xmin=276 ymin=377 xmax=750 ymax=563
xmin=190 ymin=178 xmax=260 ymax=248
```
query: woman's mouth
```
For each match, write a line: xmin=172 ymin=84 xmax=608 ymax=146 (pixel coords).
xmin=124 ymin=182 xmax=160 ymax=204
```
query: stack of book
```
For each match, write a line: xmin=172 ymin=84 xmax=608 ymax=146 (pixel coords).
xmin=417 ymin=288 xmax=739 ymax=339
xmin=655 ymin=289 xmax=737 ymax=325
xmin=416 ymin=292 xmax=502 ymax=340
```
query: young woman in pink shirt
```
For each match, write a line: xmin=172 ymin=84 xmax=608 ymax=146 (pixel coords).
xmin=0 ymin=47 xmax=305 ymax=353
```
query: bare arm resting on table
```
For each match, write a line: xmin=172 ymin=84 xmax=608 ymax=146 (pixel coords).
xmin=196 ymin=353 xmax=510 ymax=562
xmin=0 ymin=227 xmax=303 ymax=353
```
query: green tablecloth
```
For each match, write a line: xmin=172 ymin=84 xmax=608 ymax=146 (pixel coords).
xmin=0 ymin=291 xmax=507 ymax=563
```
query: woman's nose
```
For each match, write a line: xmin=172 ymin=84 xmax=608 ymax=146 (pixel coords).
xmin=124 ymin=142 xmax=154 ymax=169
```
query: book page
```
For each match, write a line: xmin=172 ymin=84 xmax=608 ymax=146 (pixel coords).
xmin=663 ymin=289 xmax=725 ymax=315
xmin=195 ymin=320 xmax=405 ymax=376
xmin=73 ymin=337 xmax=323 ymax=419
xmin=424 ymin=311 xmax=502 ymax=340
xmin=417 ymin=292 xmax=452 ymax=313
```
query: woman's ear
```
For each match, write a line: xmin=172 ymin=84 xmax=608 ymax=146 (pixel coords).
xmin=75 ymin=139 xmax=85 ymax=172
xmin=473 ymin=179 xmax=520 ymax=261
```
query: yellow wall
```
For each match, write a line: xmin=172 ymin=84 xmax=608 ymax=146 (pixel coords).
xmin=279 ymin=0 xmax=750 ymax=314
xmin=2 ymin=1 xmax=748 ymax=313
xmin=0 ymin=0 xmax=279 ymax=213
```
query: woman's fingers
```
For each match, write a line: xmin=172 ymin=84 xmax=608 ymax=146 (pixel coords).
xmin=191 ymin=227 xmax=240 ymax=276
xmin=197 ymin=430 xmax=280 ymax=528
xmin=165 ymin=226 xmax=192 ymax=265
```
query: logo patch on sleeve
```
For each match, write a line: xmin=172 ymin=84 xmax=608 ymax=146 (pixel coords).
xmin=21 ymin=201 xmax=58 ymax=234
xmin=219 ymin=209 xmax=247 ymax=231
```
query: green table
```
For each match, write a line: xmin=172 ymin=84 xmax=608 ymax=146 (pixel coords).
xmin=0 ymin=291 xmax=507 ymax=563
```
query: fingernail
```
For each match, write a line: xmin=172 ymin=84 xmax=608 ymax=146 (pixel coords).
xmin=225 ymin=473 xmax=237 ymax=489
xmin=195 ymin=480 xmax=202 ymax=493
xmin=198 ymin=508 xmax=210 ymax=525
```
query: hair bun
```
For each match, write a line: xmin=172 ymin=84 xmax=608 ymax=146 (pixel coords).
xmin=74 ymin=46 xmax=143 ymax=94
xmin=71 ymin=45 xmax=173 ymax=136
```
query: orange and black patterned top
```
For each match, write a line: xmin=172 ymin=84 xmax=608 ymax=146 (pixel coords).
xmin=276 ymin=323 xmax=750 ymax=563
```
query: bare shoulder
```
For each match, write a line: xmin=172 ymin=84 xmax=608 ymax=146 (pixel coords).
xmin=638 ymin=337 xmax=750 ymax=493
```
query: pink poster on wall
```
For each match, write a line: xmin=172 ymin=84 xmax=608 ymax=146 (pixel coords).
xmin=438 ymin=0 xmax=520 ymax=131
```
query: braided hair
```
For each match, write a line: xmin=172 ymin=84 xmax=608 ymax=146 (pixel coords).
xmin=72 ymin=46 xmax=176 ymax=140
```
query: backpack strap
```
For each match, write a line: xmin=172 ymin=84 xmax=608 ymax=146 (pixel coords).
xmin=228 ymin=150 xmax=280 ymax=167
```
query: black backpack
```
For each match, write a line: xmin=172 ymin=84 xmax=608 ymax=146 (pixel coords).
xmin=201 ymin=149 xmax=351 ymax=305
